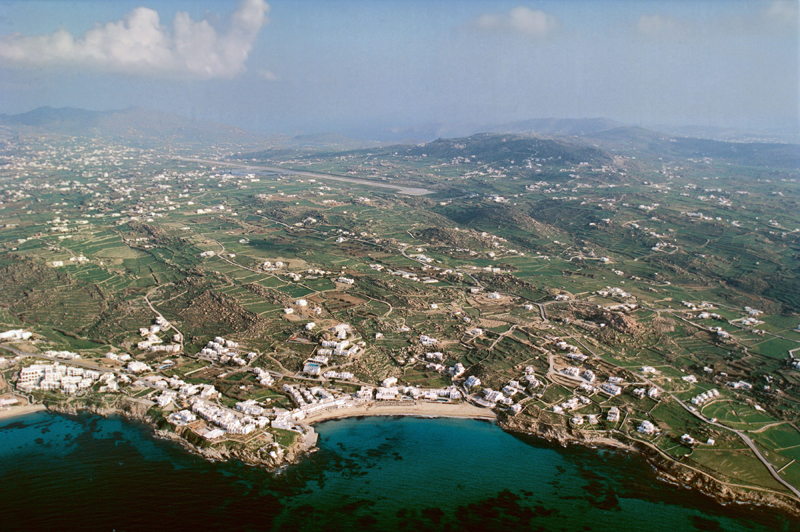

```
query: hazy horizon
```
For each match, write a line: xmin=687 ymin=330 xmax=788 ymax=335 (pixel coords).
xmin=0 ymin=0 xmax=797 ymax=137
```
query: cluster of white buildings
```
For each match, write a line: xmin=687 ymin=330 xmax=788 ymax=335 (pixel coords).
xmin=198 ymin=337 xmax=246 ymax=364
xmin=142 ymin=375 xmax=218 ymax=400
xmin=426 ymin=362 xmax=446 ymax=372
xmin=501 ymin=380 xmax=525 ymax=399
xmin=236 ymin=399 xmax=267 ymax=416
xmin=17 ymin=363 xmax=105 ymax=394
xmin=522 ymin=367 xmax=541 ymax=389
xmin=633 ymin=387 xmax=660 ymax=400
xmin=251 ymin=366 xmax=275 ymax=386
xmin=322 ymin=370 xmax=354 ymax=380
xmin=148 ymin=343 xmax=181 ymax=353
xmin=281 ymin=384 xmax=356 ymax=421
xmin=560 ymin=366 xmax=595 ymax=383
xmin=482 ymin=388 xmax=513 ymax=407
xmin=284 ymin=383 xmax=333 ymax=406
xmin=696 ymin=311 xmax=722 ymax=320
xmin=709 ymin=327 xmax=731 ymax=340
xmin=106 ymin=352 xmax=132 ymax=362
xmin=385 ymin=268 xmax=439 ymax=284
xmin=552 ymin=395 xmax=591 ymax=414
xmin=318 ymin=340 xmax=360 ymax=357
xmin=190 ymin=398 xmax=268 ymax=436
xmin=0 ymin=329 xmax=32 ymax=341
xmin=691 ymin=388 xmax=720 ymax=405
xmin=353 ymin=379 xmax=462 ymax=404
xmin=260 ymin=260 xmax=285 ymax=271
xmin=596 ymin=287 xmax=633 ymax=300
xmin=556 ymin=340 xmax=582 ymax=354
xmin=137 ymin=317 xmax=180 ymax=352
xmin=316 ymin=324 xmax=363 ymax=358
xmin=420 ymin=335 xmax=438 ymax=347
xmin=571 ymin=414 xmax=601 ymax=426
xmin=468 ymin=366 xmax=540 ymax=414
xmin=44 ymin=350 xmax=81 ymax=360
xmin=407 ymin=386 xmax=461 ymax=402
xmin=167 ymin=409 xmax=197 ymax=426
xmin=449 ymin=363 xmax=466 ymax=378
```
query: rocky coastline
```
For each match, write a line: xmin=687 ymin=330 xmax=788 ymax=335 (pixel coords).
xmin=498 ymin=413 xmax=800 ymax=519
xmin=37 ymin=398 xmax=800 ymax=520
xmin=43 ymin=399 xmax=305 ymax=471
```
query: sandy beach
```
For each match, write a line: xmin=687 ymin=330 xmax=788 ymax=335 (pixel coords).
xmin=0 ymin=403 xmax=47 ymax=421
xmin=301 ymin=401 xmax=498 ymax=425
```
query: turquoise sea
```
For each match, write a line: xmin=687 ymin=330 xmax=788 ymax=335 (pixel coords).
xmin=0 ymin=412 xmax=796 ymax=531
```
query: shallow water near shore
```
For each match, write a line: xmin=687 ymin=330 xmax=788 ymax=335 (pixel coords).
xmin=0 ymin=411 xmax=795 ymax=531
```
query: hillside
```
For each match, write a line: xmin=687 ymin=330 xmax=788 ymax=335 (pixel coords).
xmin=586 ymin=127 xmax=800 ymax=170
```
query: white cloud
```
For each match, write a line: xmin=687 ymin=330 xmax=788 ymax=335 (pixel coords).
xmin=258 ymin=68 xmax=279 ymax=81
xmin=471 ymin=7 xmax=560 ymax=38
xmin=0 ymin=0 xmax=269 ymax=79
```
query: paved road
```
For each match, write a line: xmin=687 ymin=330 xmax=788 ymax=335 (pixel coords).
xmin=671 ymin=393 xmax=800 ymax=499
xmin=176 ymin=157 xmax=433 ymax=196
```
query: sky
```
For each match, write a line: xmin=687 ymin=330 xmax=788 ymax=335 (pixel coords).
xmin=0 ymin=0 xmax=797 ymax=136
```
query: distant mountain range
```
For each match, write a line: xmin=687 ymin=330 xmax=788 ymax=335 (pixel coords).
xmin=1 ymin=106 xmax=797 ymax=169
xmin=349 ymin=118 xmax=622 ymax=144
xmin=355 ymin=117 xmax=798 ymax=145
xmin=0 ymin=106 xmax=269 ymax=147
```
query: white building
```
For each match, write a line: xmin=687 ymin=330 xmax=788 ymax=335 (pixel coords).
xmin=638 ymin=420 xmax=656 ymax=434
xmin=600 ymin=383 xmax=622 ymax=396
xmin=127 ymin=361 xmax=151 ymax=373
xmin=0 ymin=329 xmax=32 ymax=341
xmin=464 ymin=375 xmax=481 ymax=388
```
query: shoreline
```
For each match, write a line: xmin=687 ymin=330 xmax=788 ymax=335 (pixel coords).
xmin=301 ymin=401 xmax=498 ymax=425
xmin=6 ymin=399 xmax=799 ymax=519
xmin=0 ymin=403 xmax=47 ymax=421
xmin=498 ymin=414 xmax=800 ymax=520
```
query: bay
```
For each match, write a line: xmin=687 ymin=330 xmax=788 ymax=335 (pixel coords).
xmin=0 ymin=412 xmax=795 ymax=531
